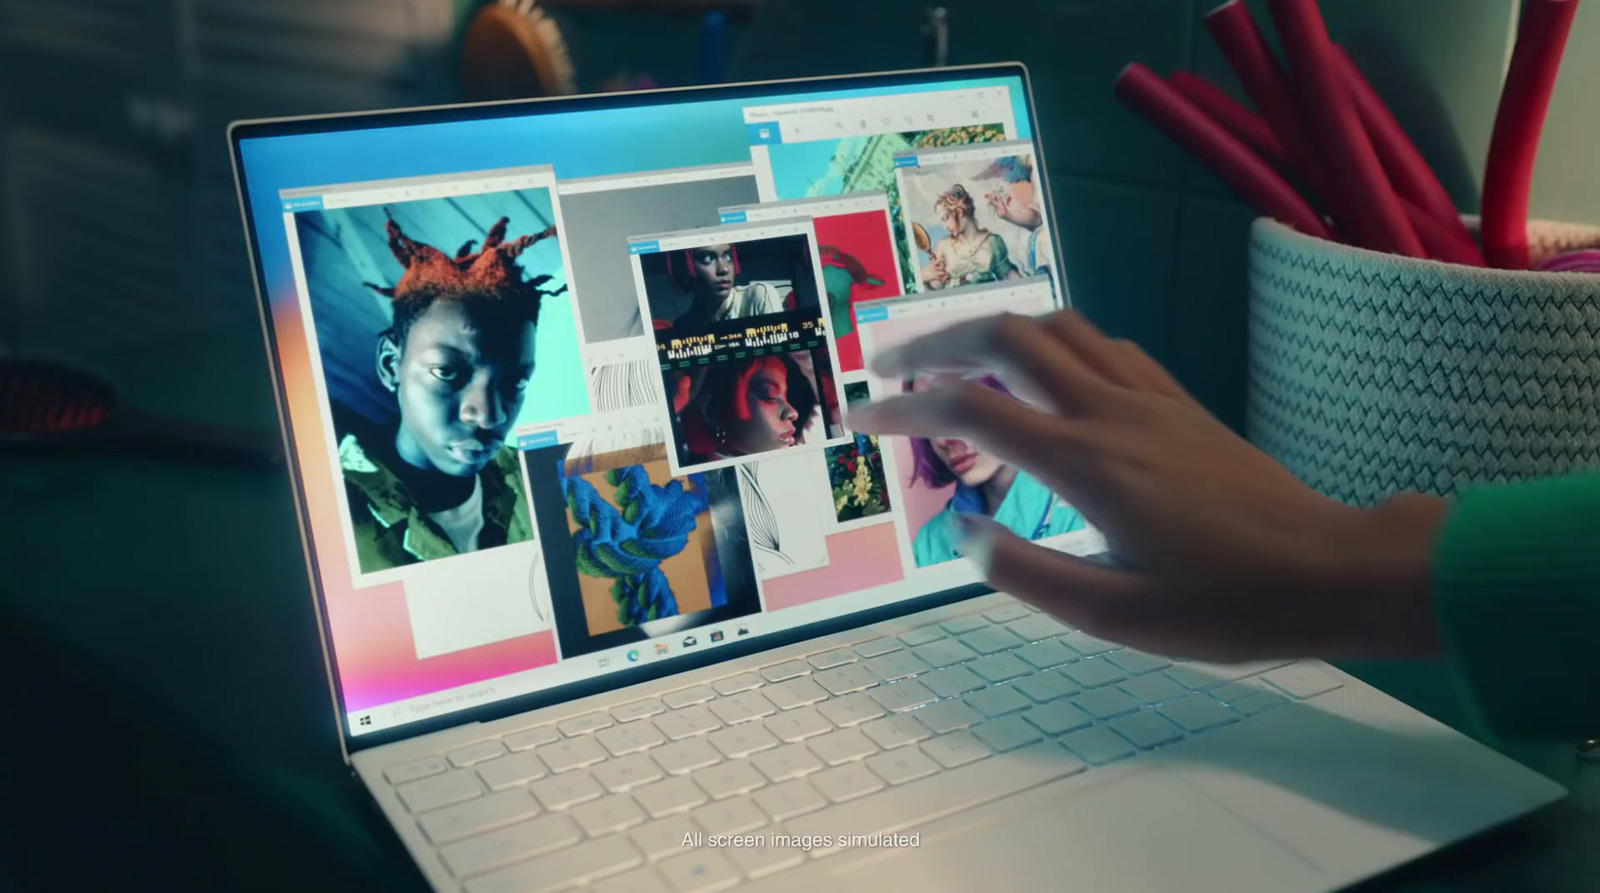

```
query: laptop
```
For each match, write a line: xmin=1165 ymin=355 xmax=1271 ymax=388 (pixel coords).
xmin=229 ymin=64 xmax=1563 ymax=893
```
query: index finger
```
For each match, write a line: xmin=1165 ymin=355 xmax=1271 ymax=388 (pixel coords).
xmin=868 ymin=311 xmax=1110 ymax=415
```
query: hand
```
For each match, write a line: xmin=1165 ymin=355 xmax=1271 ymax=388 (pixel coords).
xmin=922 ymin=256 xmax=949 ymax=288
xmin=851 ymin=310 xmax=1448 ymax=662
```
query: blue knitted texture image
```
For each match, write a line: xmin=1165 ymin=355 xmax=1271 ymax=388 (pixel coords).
xmin=563 ymin=466 xmax=712 ymax=626
xmin=1247 ymin=218 xmax=1600 ymax=506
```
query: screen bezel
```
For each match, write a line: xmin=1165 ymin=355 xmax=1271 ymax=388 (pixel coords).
xmin=229 ymin=62 xmax=1069 ymax=757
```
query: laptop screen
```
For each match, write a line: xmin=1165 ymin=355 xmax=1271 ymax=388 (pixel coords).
xmin=234 ymin=67 xmax=1104 ymax=739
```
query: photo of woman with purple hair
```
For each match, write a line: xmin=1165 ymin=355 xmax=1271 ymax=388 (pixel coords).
xmin=903 ymin=373 xmax=1085 ymax=567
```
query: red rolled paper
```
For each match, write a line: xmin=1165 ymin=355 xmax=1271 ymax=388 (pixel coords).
xmin=1115 ymin=63 xmax=1329 ymax=239
xmin=1334 ymin=46 xmax=1483 ymax=266
xmin=1204 ymin=1 xmax=1334 ymax=208
xmin=1265 ymin=0 xmax=1424 ymax=257
xmin=1482 ymin=0 xmax=1579 ymax=269
xmin=1168 ymin=70 xmax=1291 ymax=174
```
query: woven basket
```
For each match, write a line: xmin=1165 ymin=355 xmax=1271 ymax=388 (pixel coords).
xmin=1248 ymin=217 xmax=1600 ymax=506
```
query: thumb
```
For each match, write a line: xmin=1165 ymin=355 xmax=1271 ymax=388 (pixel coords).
xmin=954 ymin=513 xmax=1152 ymax=634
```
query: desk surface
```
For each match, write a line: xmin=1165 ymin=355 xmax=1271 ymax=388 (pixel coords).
xmin=2 ymin=325 xmax=1594 ymax=893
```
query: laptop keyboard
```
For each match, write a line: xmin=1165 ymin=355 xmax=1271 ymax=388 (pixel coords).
xmin=379 ymin=602 xmax=1345 ymax=893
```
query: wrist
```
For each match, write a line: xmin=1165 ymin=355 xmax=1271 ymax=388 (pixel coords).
xmin=1322 ymin=494 xmax=1452 ymax=658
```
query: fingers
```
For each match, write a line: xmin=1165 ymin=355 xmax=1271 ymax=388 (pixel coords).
xmin=953 ymin=514 xmax=1154 ymax=633
xmin=851 ymin=380 xmax=1084 ymax=476
xmin=1111 ymin=339 xmax=1189 ymax=399
xmin=870 ymin=312 xmax=1112 ymax=414
xmin=1040 ymin=312 xmax=1143 ymax=390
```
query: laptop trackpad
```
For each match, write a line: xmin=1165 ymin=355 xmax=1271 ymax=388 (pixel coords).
xmin=830 ymin=766 xmax=1320 ymax=893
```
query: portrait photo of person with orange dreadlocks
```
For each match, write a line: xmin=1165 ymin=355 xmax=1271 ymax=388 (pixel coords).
xmin=293 ymin=189 xmax=584 ymax=575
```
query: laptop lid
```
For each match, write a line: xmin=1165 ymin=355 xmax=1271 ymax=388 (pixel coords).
xmin=229 ymin=64 xmax=1104 ymax=755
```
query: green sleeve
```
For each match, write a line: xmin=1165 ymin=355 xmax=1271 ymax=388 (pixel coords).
xmin=1432 ymin=472 xmax=1600 ymax=740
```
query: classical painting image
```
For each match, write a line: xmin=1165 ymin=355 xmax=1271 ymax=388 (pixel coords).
xmin=897 ymin=151 xmax=1052 ymax=292
xmin=293 ymin=189 xmax=586 ymax=575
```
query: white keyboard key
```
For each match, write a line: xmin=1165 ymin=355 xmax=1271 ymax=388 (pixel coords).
xmin=633 ymin=776 xmax=708 ymax=818
xmin=1210 ymin=677 xmax=1275 ymax=704
xmin=762 ymin=677 xmax=829 ymax=711
xmin=653 ymin=705 xmax=721 ymax=741
xmin=592 ymin=754 xmax=665 ymax=792
xmin=751 ymin=743 xmax=824 ymax=781
xmin=385 ymin=755 xmax=448 ymax=785
xmin=629 ymin=815 xmax=699 ymax=860
xmin=968 ymin=653 xmax=1031 ymax=683
xmin=1105 ymin=649 xmax=1171 ymax=676
xmin=866 ymin=747 xmax=940 ymax=785
xmin=448 ymin=741 xmax=506 ymax=768
xmin=1012 ymin=671 xmax=1080 ymax=703
xmin=560 ymin=712 xmax=615 ymax=737
xmin=983 ymin=603 xmax=1032 ymax=624
xmin=475 ymin=751 xmax=549 ymax=790
xmin=964 ymin=683 xmax=1031 ymax=717
xmin=752 ymin=778 xmax=827 ymax=821
xmin=439 ymin=813 xmax=582 ymax=878
xmin=1167 ymin=659 xmax=1292 ymax=690
xmin=971 ymin=715 xmax=1043 ymax=752
xmin=594 ymin=867 xmax=673 ymax=893
xmin=1232 ymin=690 xmax=1289 ymax=715
xmin=762 ymin=705 xmax=833 ymax=742
xmin=912 ymin=699 xmax=982 ymax=733
xmin=958 ymin=626 xmax=1024 ymax=655
xmin=863 ymin=650 xmax=930 ymax=681
xmin=690 ymin=795 xmax=768 ymax=835
xmin=898 ymin=626 xmax=946 ymax=647
xmin=1062 ymin=659 xmax=1126 ymax=689
xmin=692 ymin=760 xmax=767 ymax=800
xmin=654 ymin=738 xmax=723 ymax=776
xmin=860 ymin=713 xmax=931 ymax=750
xmin=397 ymin=769 xmax=484 ymax=814
xmin=853 ymin=637 xmax=903 ymax=657
xmin=538 ymin=736 xmax=608 ymax=773
xmin=1158 ymin=694 xmax=1239 ymax=732
xmin=759 ymin=660 xmax=810 ymax=683
xmin=1021 ymin=701 xmax=1093 ymax=735
xmin=1109 ymin=711 xmax=1184 ymax=749
xmin=571 ymin=794 xmax=648 ymax=837
xmin=811 ymin=761 xmax=886 ymax=803
xmin=808 ymin=729 xmax=878 ymax=766
xmin=1059 ymin=726 xmax=1135 ymax=765
xmin=812 ymin=663 xmax=879 ymax=695
xmin=1072 ymin=688 xmax=1142 ymax=719
xmin=706 ymin=690 xmax=776 ymax=725
xmin=817 ymin=692 xmax=886 ymax=727
xmin=868 ymin=679 xmax=937 ymax=713
xmin=807 ymin=648 xmax=858 ymax=669
xmin=1262 ymin=662 xmax=1344 ymax=699
xmin=712 ymin=673 xmax=763 ymax=695
xmin=529 ymin=769 xmax=604 ymax=810
xmin=662 ymin=685 xmax=716 ymax=709
xmin=503 ymin=726 xmax=560 ymax=752
xmin=1119 ymin=672 xmax=1186 ymax=704
xmin=1014 ymin=639 xmax=1077 ymax=669
xmin=658 ymin=849 xmax=741 ymax=893
xmin=920 ymin=731 xmax=991 ymax=768
xmin=599 ymin=721 xmax=668 ymax=756
xmin=1005 ymin=614 xmax=1070 ymax=642
xmin=463 ymin=834 xmax=642 ymax=893
xmin=1062 ymin=631 xmax=1117 ymax=656
xmin=911 ymin=639 xmax=980 ymax=669
xmin=708 ymin=723 xmax=780 ymax=759
xmin=419 ymin=789 xmax=543 ymax=844
xmin=940 ymin=615 xmax=990 ymax=635
xmin=726 ymin=840 xmax=805 ymax=878
xmin=785 ymin=742 xmax=1083 ymax=850
xmin=612 ymin=699 xmax=667 ymax=724
xmin=920 ymin=666 xmax=987 ymax=698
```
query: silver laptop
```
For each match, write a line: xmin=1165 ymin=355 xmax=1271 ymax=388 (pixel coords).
xmin=229 ymin=64 xmax=1562 ymax=893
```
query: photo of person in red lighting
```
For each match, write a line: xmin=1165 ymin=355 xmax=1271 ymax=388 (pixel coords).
xmin=639 ymin=233 xmax=821 ymax=333
xmin=670 ymin=349 xmax=840 ymax=466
